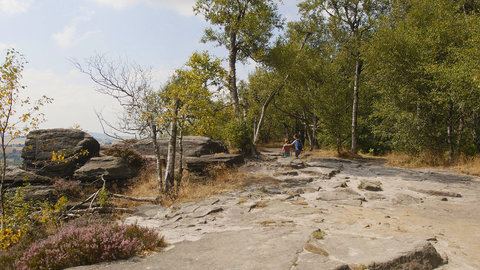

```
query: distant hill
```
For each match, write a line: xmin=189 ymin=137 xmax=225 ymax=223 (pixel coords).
xmin=88 ymin=132 xmax=119 ymax=145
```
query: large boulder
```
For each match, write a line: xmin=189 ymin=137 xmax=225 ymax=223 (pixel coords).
xmin=22 ymin=129 xmax=100 ymax=178
xmin=185 ymin=154 xmax=244 ymax=173
xmin=128 ymin=136 xmax=227 ymax=157
xmin=4 ymin=167 xmax=52 ymax=187
xmin=73 ymin=156 xmax=137 ymax=183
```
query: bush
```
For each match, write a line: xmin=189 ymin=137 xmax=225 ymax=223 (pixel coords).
xmin=16 ymin=222 xmax=165 ymax=270
xmin=103 ymin=145 xmax=146 ymax=170
xmin=52 ymin=179 xmax=83 ymax=199
xmin=223 ymin=119 xmax=252 ymax=154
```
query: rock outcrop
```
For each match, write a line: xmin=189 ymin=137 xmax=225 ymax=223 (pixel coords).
xmin=4 ymin=167 xmax=52 ymax=187
xmin=128 ymin=136 xmax=227 ymax=157
xmin=22 ymin=129 xmax=100 ymax=178
xmin=73 ymin=156 xmax=137 ymax=183
xmin=185 ymin=154 xmax=244 ymax=173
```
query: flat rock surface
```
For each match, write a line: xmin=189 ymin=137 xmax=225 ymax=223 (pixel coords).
xmin=73 ymin=156 xmax=137 ymax=183
xmin=72 ymin=151 xmax=480 ymax=270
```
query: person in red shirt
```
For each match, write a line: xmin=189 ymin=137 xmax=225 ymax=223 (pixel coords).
xmin=281 ymin=138 xmax=291 ymax=157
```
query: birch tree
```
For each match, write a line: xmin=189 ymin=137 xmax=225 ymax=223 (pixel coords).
xmin=194 ymin=0 xmax=283 ymax=118
xmin=0 ymin=49 xmax=51 ymax=231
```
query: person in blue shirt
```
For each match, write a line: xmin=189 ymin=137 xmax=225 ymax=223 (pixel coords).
xmin=291 ymin=134 xmax=303 ymax=158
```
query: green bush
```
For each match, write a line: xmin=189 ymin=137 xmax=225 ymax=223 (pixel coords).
xmin=103 ymin=145 xmax=146 ymax=170
xmin=223 ymin=119 xmax=252 ymax=153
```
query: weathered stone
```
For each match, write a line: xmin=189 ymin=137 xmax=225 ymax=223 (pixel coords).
xmin=316 ymin=188 xmax=365 ymax=202
xmin=367 ymin=242 xmax=444 ymax=270
xmin=22 ymin=185 xmax=58 ymax=202
xmin=359 ymin=180 xmax=383 ymax=191
xmin=22 ymin=129 xmax=100 ymax=178
xmin=73 ymin=156 xmax=137 ymax=183
xmin=277 ymin=158 xmax=306 ymax=169
xmin=127 ymin=136 xmax=227 ymax=157
xmin=412 ymin=188 xmax=462 ymax=198
xmin=273 ymin=170 xmax=299 ymax=176
xmin=185 ymin=154 xmax=244 ymax=172
xmin=4 ymin=166 xmax=52 ymax=187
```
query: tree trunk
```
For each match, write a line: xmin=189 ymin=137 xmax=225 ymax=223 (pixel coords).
xmin=283 ymin=123 xmax=290 ymax=140
xmin=474 ymin=110 xmax=480 ymax=152
xmin=337 ymin=135 xmax=341 ymax=155
xmin=177 ymin=128 xmax=183 ymax=196
xmin=0 ymin=134 xmax=6 ymax=231
xmin=151 ymin=123 xmax=163 ymax=197
xmin=447 ymin=104 xmax=454 ymax=164
xmin=351 ymin=57 xmax=362 ymax=154
xmin=312 ymin=114 xmax=318 ymax=149
xmin=229 ymin=32 xmax=241 ymax=118
xmin=303 ymin=109 xmax=313 ymax=151
xmin=456 ymin=106 xmax=464 ymax=148
xmin=164 ymin=120 xmax=177 ymax=195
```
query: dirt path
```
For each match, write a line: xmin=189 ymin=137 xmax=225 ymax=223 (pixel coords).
xmin=72 ymin=151 xmax=480 ymax=270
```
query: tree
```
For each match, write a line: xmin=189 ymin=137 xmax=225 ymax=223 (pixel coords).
xmin=73 ymin=55 xmax=166 ymax=197
xmin=364 ymin=0 xmax=480 ymax=161
xmin=299 ymin=0 xmax=389 ymax=153
xmin=160 ymin=51 xmax=226 ymax=195
xmin=194 ymin=0 xmax=283 ymax=118
xmin=0 ymin=48 xmax=51 ymax=230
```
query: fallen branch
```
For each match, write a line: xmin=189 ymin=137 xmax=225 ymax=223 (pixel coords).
xmin=66 ymin=207 xmax=134 ymax=214
xmin=67 ymin=190 xmax=100 ymax=212
xmin=112 ymin=193 xmax=157 ymax=203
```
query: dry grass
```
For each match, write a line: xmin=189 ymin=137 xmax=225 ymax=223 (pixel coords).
xmin=113 ymin=163 xmax=280 ymax=208
xmin=308 ymin=148 xmax=480 ymax=177
xmin=307 ymin=148 xmax=366 ymax=160
xmin=451 ymin=156 xmax=480 ymax=177
xmin=383 ymin=152 xmax=480 ymax=177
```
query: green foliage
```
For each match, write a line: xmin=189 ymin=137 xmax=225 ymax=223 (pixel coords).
xmin=364 ymin=0 xmax=480 ymax=156
xmin=1 ymin=48 xmax=52 ymax=233
xmin=97 ymin=186 xmax=111 ymax=208
xmin=194 ymin=0 xmax=283 ymax=62
xmin=223 ymin=119 xmax=252 ymax=153
xmin=103 ymin=145 xmax=146 ymax=170
xmin=0 ymin=186 xmax=67 ymax=250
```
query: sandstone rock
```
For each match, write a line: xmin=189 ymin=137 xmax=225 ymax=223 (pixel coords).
xmin=22 ymin=129 xmax=100 ymax=178
xmin=4 ymin=166 xmax=52 ymax=187
xmin=411 ymin=188 xmax=462 ymax=198
xmin=277 ymin=158 xmax=306 ymax=169
xmin=127 ymin=136 xmax=227 ymax=157
xmin=185 ymin=154 xmax=244 ymax=173
xmin=359 ymin=180 xmax=383 ymax=191
xmin=316 ymin=188 xmax=365 ymax=202
xmin=73 ymin=156 xmax=137 ymax=183
xmin=22 ymin=185 xmax=58 ymax=202
xmin=367 ymin=241 xmax=444 ymax=270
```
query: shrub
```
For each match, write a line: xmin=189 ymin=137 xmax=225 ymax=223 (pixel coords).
xmin=103 ymin=145 xmax=146 ymax=170
xmin=52 ymin=179 xmax=83 ymax=199
xmin=223 ymin=119 xmax=252 ymax=154
xmin=16 ymin=222 xmax=165 ymax=270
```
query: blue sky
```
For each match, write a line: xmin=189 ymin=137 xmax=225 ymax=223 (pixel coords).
xmin=1 ymin=0 xmax=299 ymax=133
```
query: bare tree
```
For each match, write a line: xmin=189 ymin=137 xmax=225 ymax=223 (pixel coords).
xmin=72 ymin=55 xmax=166 ymax=199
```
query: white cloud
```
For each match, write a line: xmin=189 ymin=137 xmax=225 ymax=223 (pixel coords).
xmin=22 ymin=68 xmax=123 ymax=132
xmin=21 ymin=66 xmax=175 ymax=133
xmin=51 ymin=9 xmax=99 ymax=48
xmin=0 ymin=0 xmax=30 ymax=15
xmin=52 ymin=25 xmax=77 ymax=48
xmin=91 ymin=0 xmax=196 ymax=17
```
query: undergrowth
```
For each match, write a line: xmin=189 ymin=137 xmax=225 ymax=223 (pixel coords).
xmin=1 ymin=215 xmax=166 ymax=270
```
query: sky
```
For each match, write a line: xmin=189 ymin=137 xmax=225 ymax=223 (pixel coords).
xmin=0 ymin=0 xmax=300 ymax=134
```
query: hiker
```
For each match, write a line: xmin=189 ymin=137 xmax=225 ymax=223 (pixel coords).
xmin=281 ymin=138 xmax=291 ymax=157
xmin=291 ymin=134 xmax=303 ymax=158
